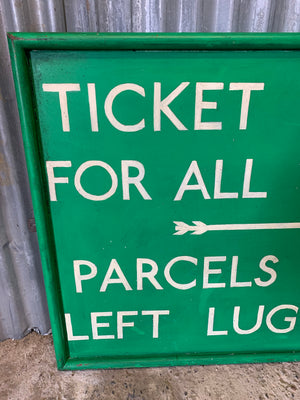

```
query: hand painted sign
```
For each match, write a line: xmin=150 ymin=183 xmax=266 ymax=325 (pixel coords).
xmin=9 ymin=33 xmax=300 ymax=370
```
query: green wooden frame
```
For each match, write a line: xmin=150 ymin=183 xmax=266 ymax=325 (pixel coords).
xmin=8 ymin=33 xmax=300 ymax=370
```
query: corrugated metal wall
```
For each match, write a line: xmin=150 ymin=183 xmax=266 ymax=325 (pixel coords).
xmin=0 ymin=0 xmax=299 ymax=340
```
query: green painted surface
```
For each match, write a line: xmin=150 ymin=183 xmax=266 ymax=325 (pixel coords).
xmin=9 ymin=34 xmax=300 ymax=369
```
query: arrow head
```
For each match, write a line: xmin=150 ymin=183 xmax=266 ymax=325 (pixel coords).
xmin=174 ymin=221 xmax=208 ymax=235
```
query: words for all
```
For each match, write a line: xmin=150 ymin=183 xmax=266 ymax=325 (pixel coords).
xmin=46 ymin=158 xmax=267 ymax=201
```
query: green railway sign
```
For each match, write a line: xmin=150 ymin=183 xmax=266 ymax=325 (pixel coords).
xmin=9 ymin=33 xmax=300 ymax=370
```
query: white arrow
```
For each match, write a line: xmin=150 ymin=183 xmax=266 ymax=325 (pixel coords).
xmin=173 ymin=221 xmax=300 ymax=236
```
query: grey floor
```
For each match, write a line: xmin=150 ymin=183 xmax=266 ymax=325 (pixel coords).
xmin=0 ymin=332 xmax=299 ymax=399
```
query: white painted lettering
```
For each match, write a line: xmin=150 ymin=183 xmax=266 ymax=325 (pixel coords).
xmin=87 ymin=83 xmax=99 ymax=132
xmin=65 ymin=313 xmax=89 ymax=341
xmin=121 ymin=160 xmax=151 ymax=200
xmin=174 ymin=161 xmax=210 ymax=201
xmin=266 ymin=305 xmax=298 ymax=334
xmin=230 ymin=256 xmax=252 ymax=287
xmin=154 ymin=82 xmax=189 ymax=131
xmin=46 ymin=160 xmax=71 ymax=201
xmin=137 ymin=258 xmax=163 ymax=290
xmin=105 ymin=84 xmax=145 ymax=132
xmin=214 ymin=160 xmax=238 ymax=199
xmin=74 ymin=160 xmax=118 ymax=201
xmin=42 ymin=83 xmax=80 ymax=131
xmin=91 ymin=312 xmax=115 ymax=339
xmin=164 ymin=256 xmax=197 ymax=290
xmin=100 ymin=259 xmax=132 ymax=292
xmin=194 ymin=82 xmax=223 ymax=130
xmin=233 ymin=305 xmax=264 ymax=334
xmin=242 ymin=159 xmax=267 ymax=198
xmin=255 ymin=255 xmax=279 ymax=287
xmin=117 ymin=311 xmax=138 ymax=339
xmin=203 ymin=256 xmax=226 ymax=288
xmin=74 ymin=260 xmax=97 ymax=293
xmin=142 ymin=310 xmax=170 ymax=338
xmin=207 ymin=307 xmax=228 ymax=336
xmin=229 ymin=82 xmax=264 ymax=130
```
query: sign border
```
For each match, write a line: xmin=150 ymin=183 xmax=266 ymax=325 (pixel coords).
xmin=8 ymin=32 xmax=300 ymax=370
